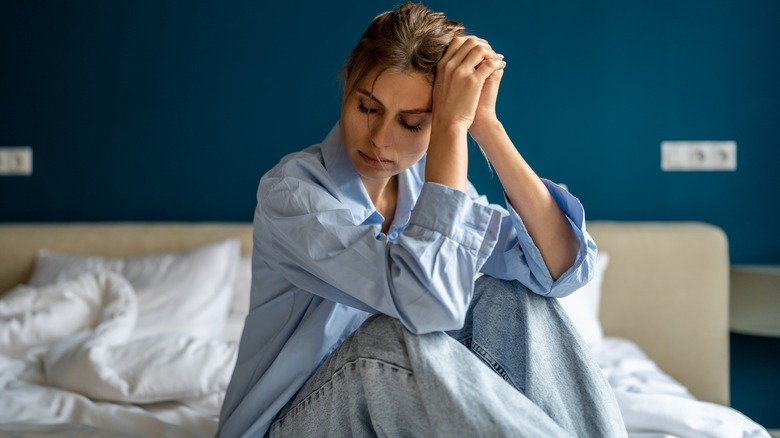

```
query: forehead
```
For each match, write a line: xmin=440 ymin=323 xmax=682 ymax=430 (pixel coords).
xmin=355 ymin=69 xmax=433 ymax=110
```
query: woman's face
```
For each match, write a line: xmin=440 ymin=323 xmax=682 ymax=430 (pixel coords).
xmin=340 ymin=69 xmax=433 ymax=185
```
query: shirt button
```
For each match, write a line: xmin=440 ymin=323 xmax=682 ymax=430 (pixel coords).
xmin=388 ymin=231 xmax=399 ymax=240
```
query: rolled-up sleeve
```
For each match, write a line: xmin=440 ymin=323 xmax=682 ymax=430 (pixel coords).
xmin=477 ymin=179 xmax=597 ymax=298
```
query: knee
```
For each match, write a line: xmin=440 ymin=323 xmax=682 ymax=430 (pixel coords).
xmin=473 ymin=275 xmax=531 ymax=303
xmin=472 ymin=275 xmax=559 ymax=318
xmin=356 ymin=314 xmax=407 ymax=340
xmin=474 ymin=275 xmax=518 ymax=292
xmin=341 ymin=315 xmax=413 ymax=365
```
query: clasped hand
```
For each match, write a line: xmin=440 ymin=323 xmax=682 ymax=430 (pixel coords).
xmin=432 ymin=36 xmax=506 ymax=140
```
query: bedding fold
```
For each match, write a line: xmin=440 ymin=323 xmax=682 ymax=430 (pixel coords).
xmin=1 ymin=272 xmax=237 ymax=414
xmin=0 ymin=272 xmax=134 ymax=359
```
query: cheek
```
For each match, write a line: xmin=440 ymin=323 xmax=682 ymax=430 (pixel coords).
xmin=341 ymin=109 xmax=359 ymax=132
xmin=399 ymin=135 xmax=430 ymax=160
xmin=341 ymin=109 xmax=368 ymax=144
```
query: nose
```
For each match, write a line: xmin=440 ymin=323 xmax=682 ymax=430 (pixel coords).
xmin=370 ymin=116 xmax=393 ymax=149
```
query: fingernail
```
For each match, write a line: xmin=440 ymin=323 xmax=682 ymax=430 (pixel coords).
xmin=496 ymin=53 xmax=505 ymax=59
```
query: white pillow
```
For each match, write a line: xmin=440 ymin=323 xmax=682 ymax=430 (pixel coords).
xmin=29 ymin=239 xmax=240 ymax=340
xmin=221 ymin=255 xmax=251 ymax=342
xmin=558 ymin=252 xmax=609 ymax=347
xmin=230 ymin=255 xmax=252 ymax=318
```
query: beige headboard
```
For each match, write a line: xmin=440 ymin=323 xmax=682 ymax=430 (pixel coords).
xmin=0 ymin=223 xmax=254 ymax=295
xmin=0 ymin=221 xmax=729 ymax=406
xmin=588 ymin=221 xmax=730 ymax=406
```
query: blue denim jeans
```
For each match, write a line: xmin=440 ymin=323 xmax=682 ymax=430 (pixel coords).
xmin=268 ymin=276 xmax=627 ymax=437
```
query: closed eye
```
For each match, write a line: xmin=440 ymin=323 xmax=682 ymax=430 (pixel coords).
xmin=399 ymin=119 xmax=422 ymax=133
xmin=357 ymin=101 xmax=378 ymax=114
xmin=357 ymin=97 xmax=424 ymax=133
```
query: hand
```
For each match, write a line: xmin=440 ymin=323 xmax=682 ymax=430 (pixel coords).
xmin=469 ymin=48 xmax=505 ymax=141
xmin=432 ymin=36 xmax=506 ymax=136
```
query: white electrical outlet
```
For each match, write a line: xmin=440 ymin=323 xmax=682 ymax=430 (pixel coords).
xmin=0 ymin=147 xmax=33 ymax=176
xmin=661 ymin=141 xmax=736 ymax=171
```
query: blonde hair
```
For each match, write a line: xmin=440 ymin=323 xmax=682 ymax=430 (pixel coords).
xmin=341 ymin=2 xmax=465 ymax=97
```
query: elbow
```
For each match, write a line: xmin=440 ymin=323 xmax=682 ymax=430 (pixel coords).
xmin=546 ymin=279 xmax=582 ymax=299
xmin=390 ymin=265 xmax=474 ymax=334
xmin=543 ymin=231 xmax=596 ymax=298
xmin=402 ymin=301 xmax=468 ymax=335
xmin=546 ymin=249 xmax=596 ymax=299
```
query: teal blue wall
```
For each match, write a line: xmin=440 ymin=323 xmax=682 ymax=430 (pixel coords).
xmin=1 ymin=1 xmax=778 ymax=264
xmin=0 ymin=0 xmax=780 ymax=263
xmin=1 ymin=0 xmax=778 ymax=427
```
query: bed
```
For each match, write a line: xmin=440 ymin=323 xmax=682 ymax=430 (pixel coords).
xmin=0 ymin=221 xmax=770 ymax=437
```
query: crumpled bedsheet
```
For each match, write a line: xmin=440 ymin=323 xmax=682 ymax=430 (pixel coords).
xmin=0 ymin=272 xmax=238 ymax=437
xmin=593 ymin=337 xmax=771 ymax=438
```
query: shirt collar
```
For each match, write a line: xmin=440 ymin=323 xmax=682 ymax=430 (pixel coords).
xmin=390 ymin=154 xmax=424 ymax=233
xmin=321 ymin=121 xmax=426 ymax=230
xmin=321 ymin=122 xmax=376 ymax=225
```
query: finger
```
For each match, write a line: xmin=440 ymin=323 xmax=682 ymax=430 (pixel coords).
xmin=475 ymin=55 xmax=506 ymax=73
xmin=474 ymin=58 xmax=507 ymax=83
xmin=454 ymin=37 xmax=494 ymax=69
xmin=460 ymin=43 xmax=500 ymax=73
xmin=440 ymin=36 xmax=492 ymax=71
xmin=437 ymin=36 xmax=470 ymax=65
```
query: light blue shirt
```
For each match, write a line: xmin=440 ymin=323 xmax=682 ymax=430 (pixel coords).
xmin=217 ymin=123 xmax=597 ymax=437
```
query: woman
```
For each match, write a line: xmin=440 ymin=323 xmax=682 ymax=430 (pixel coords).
xmin=218 ymin=3 xmax=626 ymax=437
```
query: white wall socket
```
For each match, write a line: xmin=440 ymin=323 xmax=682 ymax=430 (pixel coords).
xmin=661 ymin=141 xmax=737 ymax=171
xmin=0 ymin=147 xmax=33 ymax=176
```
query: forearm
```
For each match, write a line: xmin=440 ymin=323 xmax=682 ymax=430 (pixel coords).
xmin=425 ymin=123 xmax=469 ymax=192
xmin=471 ymin=121 xmax=579 ymax=280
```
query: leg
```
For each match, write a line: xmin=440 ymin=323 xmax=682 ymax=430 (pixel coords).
xmin=269 ymin=314 xmax=571 ymax=438
xmin=447 ymin=276 xmax=627 ymax=437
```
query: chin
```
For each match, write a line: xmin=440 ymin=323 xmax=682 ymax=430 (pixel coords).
xmin=357 ymin=166 xmax=396 ymax=180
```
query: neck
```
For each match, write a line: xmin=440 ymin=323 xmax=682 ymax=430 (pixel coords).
xmin=362 ymin=175 xmax=398 ymax=232
xmin=361 ymin=175 xmax=395 ymax=206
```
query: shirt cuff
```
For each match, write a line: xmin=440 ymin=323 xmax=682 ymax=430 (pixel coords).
xmin=542 ymin=179 xmax=585 ymax=229
xmin=504 ymin=179 xmax=595 ymax=295
xmin=407 ymin=182 xmax=502 ymax=263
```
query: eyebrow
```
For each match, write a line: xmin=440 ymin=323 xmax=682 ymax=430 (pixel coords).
xmin=356 ymin=89 xmax=431 ymax=115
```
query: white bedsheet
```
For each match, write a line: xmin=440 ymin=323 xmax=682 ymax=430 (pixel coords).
xmin=593 ymin=337 xmax=770 ymax=438
xmin=0 ymin=273 xmax=237 ymax=437
xmin=0 ymin=274 xmax=770 ymax=437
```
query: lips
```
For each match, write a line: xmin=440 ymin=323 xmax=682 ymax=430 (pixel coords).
xmin=359 ymin=151 xmax=392 ymax=167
